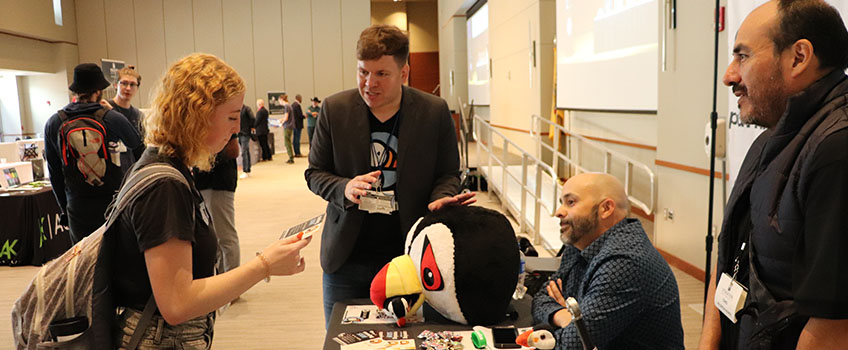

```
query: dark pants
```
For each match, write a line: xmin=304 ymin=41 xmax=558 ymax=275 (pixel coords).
xmin=322 ymin=260 xmax=386 ymax=329
xmin=257 ymin=134 xmax=272 ymax=161
xmin=307 ymin=126 xmax=315 ymax=146
xmin=67 ymin=197 xmax=110 ymax=243
xmin=292 ymin=127 xmax=303 ymax=156
xmin=238 ymin=135 xmax=251 ymax=173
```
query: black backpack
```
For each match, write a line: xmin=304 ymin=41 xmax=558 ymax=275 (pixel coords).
xmin=56 ymin=108 xmax=112 ymax=188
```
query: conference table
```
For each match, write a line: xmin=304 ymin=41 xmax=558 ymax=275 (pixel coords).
xmin=323 ymin=297 xmax=534 ymax=349
xmin=0 ymin=186 xmax=71 ymax=266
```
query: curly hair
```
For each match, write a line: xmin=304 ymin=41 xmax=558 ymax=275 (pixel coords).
xmin=144 ymin=53 xmax=245 ymax=171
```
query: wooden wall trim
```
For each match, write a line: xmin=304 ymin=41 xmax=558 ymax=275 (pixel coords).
xmin=0 ymin=30 xmax=77 ymax=46
xmin=655 ymin=159 xmax=730 ymax=180
xmin=656 ymin=247 xmax=706 ymax=283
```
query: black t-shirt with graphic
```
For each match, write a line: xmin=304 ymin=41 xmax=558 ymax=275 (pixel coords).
xmin=349 ymin=111 xmax=404 ymax=263
xmin=111 ymin=147 xmax=218 ymax=311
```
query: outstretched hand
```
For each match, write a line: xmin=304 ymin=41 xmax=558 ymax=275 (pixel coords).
xmin=427 ymin=191 xmax=477 ymax=212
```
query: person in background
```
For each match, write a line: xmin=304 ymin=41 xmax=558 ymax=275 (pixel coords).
xmin=43 ymin=63 xmax=143 ymax=243
xmin=306 ymin=97 xmax=321 ymax=146
xmin=254 ymin=99 xmax=272 ymax=162
xmin=291 ymin=94 xmax=306 ymax=157
xmin=103 ymin=67 xmax=146 ymax=174
xmin=194 ymin=134 xmax=242 ymax=277
xmin=532 ymin=173 xmax=683 ymax=350
xmin=700 ymin=1 xmax=848 ymax=348
xmin=111 ymin=53 xmax=310 ymax=349
xmin=305 ymin=24 xmax=475 ymax=327
xmin=238 ymin=104 xmax=255 ymax=178
xmin=280 ymin=93 xmax=295 ymax=164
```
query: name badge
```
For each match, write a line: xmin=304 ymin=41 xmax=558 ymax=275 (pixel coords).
xmin=358 ymin=190 xmax=398 ymax=215
xmin=715 ymin=273 xmax=747 ymax=323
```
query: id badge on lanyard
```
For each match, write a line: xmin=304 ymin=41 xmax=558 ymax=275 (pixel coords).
xmin=715 ymin=242 xmax=748 ymax=323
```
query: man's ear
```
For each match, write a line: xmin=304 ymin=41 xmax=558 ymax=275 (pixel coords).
xmin=599 ymin=198 xmax=616 ymax=219
xmin=788 ymin=39 xmax=816 ymax=77
xmin=401 ymin=63 xmax=410 ymax=82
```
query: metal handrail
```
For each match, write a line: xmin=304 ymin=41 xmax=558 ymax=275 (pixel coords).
xmin=530 ymin=115 xmax=655 ymax=215
xmin=472 ymin=115 xmax=571 ymax=244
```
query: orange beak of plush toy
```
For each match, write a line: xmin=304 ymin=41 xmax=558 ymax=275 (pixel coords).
xmin=370 ymin=255 xmax=425 ymax=327
xmin=517 ymin=328 xmax=556 ymax=349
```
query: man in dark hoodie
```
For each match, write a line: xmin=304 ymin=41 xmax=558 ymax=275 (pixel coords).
xmin=44 ymin=63 xmax=143 ymax=243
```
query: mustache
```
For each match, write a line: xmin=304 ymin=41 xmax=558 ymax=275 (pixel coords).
xmin=731 ymin=83 xmax=745 ymax=95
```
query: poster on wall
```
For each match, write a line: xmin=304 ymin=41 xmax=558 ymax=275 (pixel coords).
xmin=100 ymin=59 xmax=125 ymax=85
xmin=267 ymin=91 xmax=287 ymax=115
xmin=725 ymin=0 xmax=848 ymax=189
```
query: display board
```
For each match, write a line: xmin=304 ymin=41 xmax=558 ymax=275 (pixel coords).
xmin=555 ymin=0 xmax=658 ymax=111
xmin=466 ymin=3 xmax=490 ymax=106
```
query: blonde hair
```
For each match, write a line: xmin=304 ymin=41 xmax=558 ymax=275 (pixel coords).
xmin=144 ymin=53 xmax=245 ymax=171
xmin=117 ymin=67 xmax=141 ymax=85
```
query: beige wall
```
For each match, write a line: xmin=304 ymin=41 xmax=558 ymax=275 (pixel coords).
xmin=371 ymin=2 xmax=407 ymax=30
xmin=371 ymin=2 xmax=439 ymax=53
xmin=74 ymin=0 xmax=370 ymax=109
xmin=407 ymin=3 xmax=439 ymax=53
xmin=487 ymin=0 xmax=555 ymax=152
xmin=0 ymin=0 xmax=77 ymax=43
xmin=437 ymin=11 xmax=468 ymax=112
xmin=654 ymin=0 xmax=729 ymax=270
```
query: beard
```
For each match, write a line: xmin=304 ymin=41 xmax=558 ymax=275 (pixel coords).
xmin=738 ymin=64 xmax=788 ymax=128
xmin=560 ymin=203 xmax=600 ymax=246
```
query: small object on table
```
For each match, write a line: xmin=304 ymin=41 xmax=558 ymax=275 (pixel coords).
xmin=417 ymin=330 xmax=464 ymax=350
xmin=471 ymin=330 xmax=487 ymax=349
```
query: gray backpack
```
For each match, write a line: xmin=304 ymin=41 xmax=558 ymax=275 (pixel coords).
xmin=11 ymin=164 xmax=188 ymax=350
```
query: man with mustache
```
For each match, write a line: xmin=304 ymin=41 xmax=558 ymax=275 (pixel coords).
xmin=531 ymin=173 xmax=683 ymax=349
xmin=699 ymin=1 xmax=848 ymax=349
xmin=305 ymin=24 xmax=475 ymax=327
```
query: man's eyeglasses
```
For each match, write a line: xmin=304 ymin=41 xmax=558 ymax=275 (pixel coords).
xmin=118 ymin=81 xmax=138 ymax=88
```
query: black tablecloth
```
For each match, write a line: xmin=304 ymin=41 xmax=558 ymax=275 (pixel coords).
xmin=323 ymin=297 xmax=534 ymax=349
xmin=0 ymin=187 xmax=71 ymax=266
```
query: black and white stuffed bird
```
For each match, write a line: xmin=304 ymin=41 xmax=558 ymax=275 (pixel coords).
xmin=371 ymin=206 xmax=519 ymax=326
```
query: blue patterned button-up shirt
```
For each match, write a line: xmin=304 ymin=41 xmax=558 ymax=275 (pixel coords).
xmin=531 ymin=218 xmax=684 ymax=349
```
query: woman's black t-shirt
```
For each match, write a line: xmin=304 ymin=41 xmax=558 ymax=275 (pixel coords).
xmin=111 ymin=147 xmax=218 ymax=311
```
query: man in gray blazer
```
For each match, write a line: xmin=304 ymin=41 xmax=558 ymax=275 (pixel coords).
xmin=305 ymin=24 xmax=476 ymax=326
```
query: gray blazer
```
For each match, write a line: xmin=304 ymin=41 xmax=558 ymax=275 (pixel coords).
xmin=305 ymin=86 xmax=461 ymax=273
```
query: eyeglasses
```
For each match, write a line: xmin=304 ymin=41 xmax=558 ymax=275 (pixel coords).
xmin=118 ymin=81 xmax=138 ymax=88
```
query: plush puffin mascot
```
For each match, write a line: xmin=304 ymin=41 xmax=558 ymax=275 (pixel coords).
xmin=516 ymin=325 xmax=556 ymax=349
xmin=371 ymin=206 xmax=519 ymax=326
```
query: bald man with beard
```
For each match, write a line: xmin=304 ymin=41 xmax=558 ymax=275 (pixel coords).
xmin=531 ymin=173 xmax=684 ymax=350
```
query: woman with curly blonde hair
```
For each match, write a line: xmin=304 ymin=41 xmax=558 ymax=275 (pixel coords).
xmin=111 ymin=53 xmax=311 ymax=349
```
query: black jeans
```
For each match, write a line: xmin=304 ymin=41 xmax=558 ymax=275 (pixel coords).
xmin=257 ymin=134 xmax=272 ymax=161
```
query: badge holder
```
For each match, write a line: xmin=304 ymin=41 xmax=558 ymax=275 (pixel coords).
xmin=715 ymin=242 xmax=748 ymax=323
xmin=359 ymin=190 xmax=398 ymax=214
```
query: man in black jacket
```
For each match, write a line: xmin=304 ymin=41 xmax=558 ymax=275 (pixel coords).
xmin=254 ymin=99 xmax=272 ymax=161
xmin=238 ymin=104 xmax=255 ymax=177
xmin=291 ymin=94 xmax=306 ymax=157
xmin=700 ymin=1 xmax=848 ymax=348
xmin=43 ymin=63 xmax=143 ymax=243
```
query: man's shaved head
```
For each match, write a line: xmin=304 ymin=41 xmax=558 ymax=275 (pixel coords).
xmin=556 ymin=172 xmax=631 ymax=250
